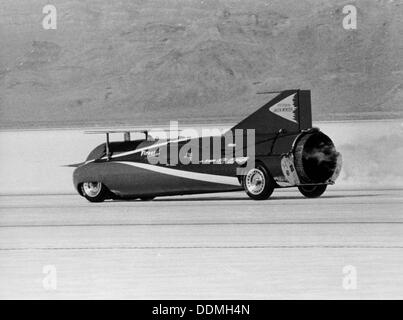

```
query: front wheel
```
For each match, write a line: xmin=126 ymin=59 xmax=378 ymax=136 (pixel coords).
xmin=242 ymin=164 xmax=275 ymax=200
xmin=298 ymin=184 xmax=327 ymax=198
xmin=81 ymin=182 xmax=109 ymax=202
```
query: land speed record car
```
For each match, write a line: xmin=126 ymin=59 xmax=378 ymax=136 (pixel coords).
xmin=70 ymin=90 xmax=342 ymax=202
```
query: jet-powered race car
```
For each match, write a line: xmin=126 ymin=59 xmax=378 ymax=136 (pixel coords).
xmin=71 ymin=90 xmax=342 ymax=202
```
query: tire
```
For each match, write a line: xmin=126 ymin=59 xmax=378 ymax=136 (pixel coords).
xmin=298 ymin=184 xmax=327 ymax=198
xmin=81 ymin=182 xmax=109 ymax=202
xmin=140 ymin=196 xmax=155 ymax=201
xmin=242 ymin=164 xmax=275 ymax=200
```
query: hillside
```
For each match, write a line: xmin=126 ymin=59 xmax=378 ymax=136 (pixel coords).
xmin=0 ymin=0 xmax=402 ymax=128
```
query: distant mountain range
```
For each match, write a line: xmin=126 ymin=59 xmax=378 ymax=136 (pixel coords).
xmin=0 ymin=0 xmax=402 ymax=128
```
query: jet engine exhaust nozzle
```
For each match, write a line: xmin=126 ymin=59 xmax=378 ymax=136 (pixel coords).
xmin=293 ymin=131 xmax=341 ymax=184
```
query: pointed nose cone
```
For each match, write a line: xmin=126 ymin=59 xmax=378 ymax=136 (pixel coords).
xmin=62 ymin=162 xmax=86 ymax=168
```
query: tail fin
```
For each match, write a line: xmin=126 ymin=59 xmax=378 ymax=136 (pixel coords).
xmin=230 ymin=90 xmax=312 ymax=134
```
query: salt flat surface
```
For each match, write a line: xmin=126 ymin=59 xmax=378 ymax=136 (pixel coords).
xmin=0 ymin=188 xmax=402 ymax=299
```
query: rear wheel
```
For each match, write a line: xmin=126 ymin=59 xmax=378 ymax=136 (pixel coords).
xmin=81 ymin=182 xmax=109 ymax=202
xmin=242 ymin=164 xmax=275 ymax=200
xmin=298 ymin=184 xmax=327 ymax=198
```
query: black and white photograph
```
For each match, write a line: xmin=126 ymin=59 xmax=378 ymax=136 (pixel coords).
xmin=0 ymin=0 xmax=402 ymax=302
